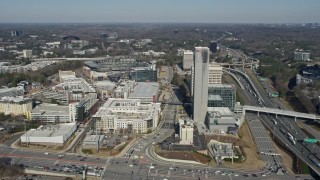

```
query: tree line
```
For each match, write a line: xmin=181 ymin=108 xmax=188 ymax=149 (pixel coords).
xmin=0 ymin=60 xmax=83 ymax=86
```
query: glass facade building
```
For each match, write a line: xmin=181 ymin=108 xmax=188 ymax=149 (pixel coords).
xmin=208 ymin=84 xmax=236 ymax=112
xmin=129 ymin=69 xmax=158 ymax=82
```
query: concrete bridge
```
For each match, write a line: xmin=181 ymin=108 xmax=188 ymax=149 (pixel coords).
xmin=243 ymin=105 xmax=320 ymax=121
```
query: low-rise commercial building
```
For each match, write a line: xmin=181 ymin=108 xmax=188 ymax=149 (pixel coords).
xmin=0 ymin=87 xmax=24 ymax=98
xmin=58 ymin=70 xmax=76 ymax=82
xmin=207 ymin=140 xmax=239 ymax=162
xmin=54 ymin=77 xmax=95 ymax=93
xmin=179 ymin=118 xmax=194 ymax=145
xmin=206 ymin=107 xmax=236 ymax=134
xmin=113 ymin=80 xmax=136 ymax=99
xmin=23 ymin=49 xmax=32 ymax=58
xmin=113 ymin=80 xmax=159 ymax=104
xmin=129 ymin=82 xmax=159 ymax=104
xmin=0 ymin=61 xmax=56 ymax=74
xmin=294 ymin=52 xmax=310 ymax=61
xmin=32 ymin=91 xmax=68 ymax=105
xmin=20 ymin=123 xmax=77 ymax=145
xmin=93 ymin=81 xmax=116 ymax=99
xmin=82 ymin=134 xmax=105 ymax=149
xmin=83 ymin=66 xmax=108 ymax=81
xmin=83 ymin=57 xmax=157 ymax=82
xmin=0 ymin=96 xmax=32 ymax=116
xmin=46 ymin=41 xmax=60 ymax=49
xmin=93 ymin=98 xmax=161 ymax=134
xmin=29 ymin=103 xmax=72 ymax=123
xmin=129 ymin=67 xmax=158 ymax=82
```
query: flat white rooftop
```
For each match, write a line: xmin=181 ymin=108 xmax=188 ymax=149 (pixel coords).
xmin=83 ymin=135 xmax=105 ymax=145
xmin=32 ymin=103 xmax=69 ymax=115
xmin=130 ymin=82 xmax=159 ymax=98
xmin=23 ymin=123 xmax=76 ymax=137
xmin=0 ymin=96 xmax=31 ymax=103
xmin=0 ymin=87 xmax=22 ymax=93
xmin=207 ymin=107 xmax=233 ymax=116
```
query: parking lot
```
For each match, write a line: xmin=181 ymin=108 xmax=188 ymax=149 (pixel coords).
xmin=246 ymin=113 xmax=285 ymax=173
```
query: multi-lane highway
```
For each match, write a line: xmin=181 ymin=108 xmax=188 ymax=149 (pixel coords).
xmin=228 ymin=70 xmax=286 ymax=173
xmin=0 ymin=142 xmax=310 ymax=180
xmin=0 ymin=52 xmax=318 ymax=179
xmin=259 ymin=114 xmax=320 ymax=175
xmin=0 ymin=146 xmax=106 ymax=177
xmin=227 ymin=55 xmax=320 ymax=177
xmin=0 ymin=89 xmax=314 ymax=180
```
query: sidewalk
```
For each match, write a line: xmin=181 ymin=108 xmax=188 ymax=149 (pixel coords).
xmin=113 ymin=136 xmax=140 ymax=158
xmin=75 ymin=136 xmax=140 ymax=158
xmin=24 ymin=169 xmax=76 ymax=178
xmin=63 ymin=119 xmax=93 ymax=153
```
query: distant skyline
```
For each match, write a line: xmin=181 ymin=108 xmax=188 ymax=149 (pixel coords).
xmin=1 ymin=0 xmax=319 ymax=23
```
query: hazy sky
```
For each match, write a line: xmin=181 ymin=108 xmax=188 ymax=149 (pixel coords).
xmin=1 ymin=0 xmax=319 ymax=23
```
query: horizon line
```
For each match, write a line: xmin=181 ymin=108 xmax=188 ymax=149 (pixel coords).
xmin=0 ymin=22 xmax=318 ymax=25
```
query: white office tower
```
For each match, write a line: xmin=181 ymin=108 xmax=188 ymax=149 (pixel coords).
xmin=193 ymin=47 xmax=209 ymax=124
xmin=191 ymin=65 xmax=194 ymax=97
xmin=208 ymin=63 xmax=222 ymax=85
xmin=183 ymin=50 xmax=194 ymax=70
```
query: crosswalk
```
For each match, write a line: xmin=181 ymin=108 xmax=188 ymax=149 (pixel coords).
xmin=124 ymin=139 xmax=148 ymax=158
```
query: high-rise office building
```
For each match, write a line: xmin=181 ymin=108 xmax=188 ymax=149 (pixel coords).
xmin=183 ymin=50 xmax=194 ymax=70
xmin=190 ymin=65 xmax=194 ymax=97
xmin=209 ymin=41 xmax=218 ymax=53
xmin=193 ymin=47 xmax=209 ymax=124
xmin=208 ymin=63 xmax=222 ymax=85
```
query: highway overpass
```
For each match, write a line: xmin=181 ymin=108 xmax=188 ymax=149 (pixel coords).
xmin=222 ymin=69 xmax=245 ymax=89
xmin=243 ymin=105 xmax=320 ymax=121
xmin=33 ymin=57 xmax=106 ymax=61
xmin=225 ymin=68 xmax=265 ymax=104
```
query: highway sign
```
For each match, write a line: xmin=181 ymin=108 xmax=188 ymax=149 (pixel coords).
xmin=259 ymin=77 xmax=267 ymax=81
xmin=304 ymin=138 xmax=318 ymax=143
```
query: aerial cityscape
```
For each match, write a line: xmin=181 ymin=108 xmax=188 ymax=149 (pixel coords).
xmin=0 ymin=0 xmax=320 ymax=180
